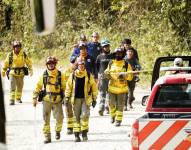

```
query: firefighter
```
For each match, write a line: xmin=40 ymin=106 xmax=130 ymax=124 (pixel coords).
xmin=1 ymin=40 xmax=33 ymax=105
xmin=32 ymin=56 xmax=66 ymax=144
xmin=124 ymin=47 xmax=141 ymax=110
xmin=104 ymin=48 xmax=133 ymax=126
xmin=65 ymin=60 xmax=97 ymax=142
xmin=96 ymin=39 xmax=114 ymax=116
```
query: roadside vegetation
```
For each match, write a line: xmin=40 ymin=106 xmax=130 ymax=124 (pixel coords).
xmin=0 ymin=0 xmax=191 ymax=86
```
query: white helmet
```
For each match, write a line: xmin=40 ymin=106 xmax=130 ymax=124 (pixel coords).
xmin=174 ymin=58 xmax=183 ymax=67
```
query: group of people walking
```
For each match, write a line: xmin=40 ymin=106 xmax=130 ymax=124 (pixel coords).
xmin=1 ymin=32 xmax=141 ymax=144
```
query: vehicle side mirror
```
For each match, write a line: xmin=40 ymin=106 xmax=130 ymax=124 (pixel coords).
xmin=31 ymin=0 xmax=56 ymax=35
xmin=142 ymin=95 xmax=149 ymax=106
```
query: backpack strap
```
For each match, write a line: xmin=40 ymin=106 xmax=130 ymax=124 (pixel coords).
xmin=56 ymin=70 xmax=62 ymax=89
xmin=23 ymin=52 xmax=27 ymax=59
xmin=9 ymin=51 xmax=27 ymax=66
xmin=9 ymin=52 xmax=13 ymax=66
xmin=43 ymin=70 xmax=48 ymax=91
xmin=124 ymin=61 xmax=129 ymax=71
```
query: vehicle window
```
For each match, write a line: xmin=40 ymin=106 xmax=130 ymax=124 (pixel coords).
xmin=153 ymin=84 xmax=191 ymax=108
xmin=159 ymin=61 xmax=190 ymax=77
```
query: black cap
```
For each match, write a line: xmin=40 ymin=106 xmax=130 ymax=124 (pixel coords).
xmin=122 ymin=38 xmax=131 ymax=45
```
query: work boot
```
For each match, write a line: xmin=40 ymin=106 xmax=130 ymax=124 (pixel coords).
xmin=98 ymin=110 xmax=103 ymax=116
xmin=123 ymin=106 xmax=127 ymax=111
xmin=9 ymin=100 xmax=15 ymax=105
xmin=105 ymin=106 xmax=109 ymax=114
xmin=55 ymin=132 xmax=60 ymax=140
xmin=67 ymin=128 xmax=73 ymax=135
xmin=115 ymin=120 xmax=121 ymax=127
xmin=16 ymin=99 xmax=22 ymax=103
xmin=44 ymin=134 xmax=51 ymax=144
xmin=74 ymin=132 xmax=81 ymax=142
xmin=110 ymin=117 xmax=115 ymax=124
xmin=129 ymin=104 xmax=133 ymax=109
xmin=82 ymin=130 xmax=88 ymax=141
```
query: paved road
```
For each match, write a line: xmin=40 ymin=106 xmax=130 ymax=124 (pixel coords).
xmin=2 ymin=67 xmax=149 ymax=150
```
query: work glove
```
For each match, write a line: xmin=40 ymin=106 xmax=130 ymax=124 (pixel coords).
xmin=92 ymin=100 xmax=97 ymax=108
xmin=33 ymin=99 xmax=38 ymax=107
xmin=118 ymin=73 xmax=125 ymax=80
xmin=64 ymin=97 xmax=69 ymax=107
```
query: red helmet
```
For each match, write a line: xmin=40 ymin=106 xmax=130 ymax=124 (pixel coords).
xmin=12 ymin=40 xmax=21 ymax=48
xmin=46 ymin=56 xmax=58 ymax=64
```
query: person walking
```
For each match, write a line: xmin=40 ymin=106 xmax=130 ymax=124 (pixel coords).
xmin=70 ymin=34 xmax=88 ymax=62
xmin=96 ymin=39 xmax=114 ymax=116
xmin=124 ymin=47 xmax=141 ymax=110
xmin=121 ymin=38 xmax=139 ymax=60
xmin=65 ymin=60 xmax=97 ymax=142
xmin=32 ymin=56 xmax=66 ymax=144
xmin=1 ymin=40 xmax=33 ymax=105
xmin=71 ymin=42 xmax=98 ymax=80
xmin=87 ymin=32 xmax=102 ymax=61
xmin=104 ymin=48 xmax=133 ymax=126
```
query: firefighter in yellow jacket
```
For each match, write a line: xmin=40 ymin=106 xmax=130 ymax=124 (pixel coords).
xmin=65 ymin=60 xmax=97 ymax=142
xmin=104 ymin=48 xmax=133 ymax=126
xmin=1 ymin=40 xmax=33 ymax=105
xmin=32 ymin=57 xmax=66 ymax=144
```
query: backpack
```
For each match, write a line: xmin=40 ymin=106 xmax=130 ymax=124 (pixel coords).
xmin=38 ymin=70 xmax=63 ymax=102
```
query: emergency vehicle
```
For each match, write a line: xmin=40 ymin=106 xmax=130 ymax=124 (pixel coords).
xmin=131 ymin=56 xmax=191 ymax=150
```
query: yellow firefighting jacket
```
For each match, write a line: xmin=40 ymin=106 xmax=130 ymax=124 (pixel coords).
xmin=104 ymin=60 xmax=133 ymax=94
xmin=65 ymin=69 xmax=98 ymax=105
xmin=2 ymin=50 xmax=33 ymax=76
xmin=33 ymin=69 xmax=66 ymax=103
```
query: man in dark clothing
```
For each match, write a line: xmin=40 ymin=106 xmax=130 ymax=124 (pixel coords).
xmin=121 ymin=38 xmax=139 ymax=61
xmin=87 ymin=32 xmax=102 ymax=61
xmin=96 ymin=39 xmax=114 ymax=116
xmin=124 ymin=47 xmax=141 ymax=110
xmin=71 ymin=42 xmax=98 ymax=80
xmin=70 ymin=34 xmax=88 ymax=63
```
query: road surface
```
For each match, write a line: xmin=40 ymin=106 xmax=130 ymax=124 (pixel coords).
xmin=2 ymin=67 xmax=149 ymax=150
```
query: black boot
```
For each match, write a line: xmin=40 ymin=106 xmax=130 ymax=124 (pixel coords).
xmin=82 ymin=130 xmax=88 ymax=141
xmin=67 ymin=128 xmax=73 ymax=135
xmin=98 ymin=110 xmax=104 ymax=116
xmin=110 ymin=117 xmax=115 ymax=124
xmin=9 ymin=100 xmax=15 ymax=105
xmin=74 ymin=132 xmax=81 ymax=142
xmin=44 ymin=134 xmax=51 ymax=144
xmin=105 ymin=106 xmax=109 ymax=114
xmin=115 ymin=120 xmax=121 ymax=127
xmin=55 ymin=132 xmax=60 ymax=140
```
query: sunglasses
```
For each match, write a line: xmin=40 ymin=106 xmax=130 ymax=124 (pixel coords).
xmin=47 ymin=62 xmax=56 ymax=65
xmin=13 ymin=45 xmax=21 ymax=48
